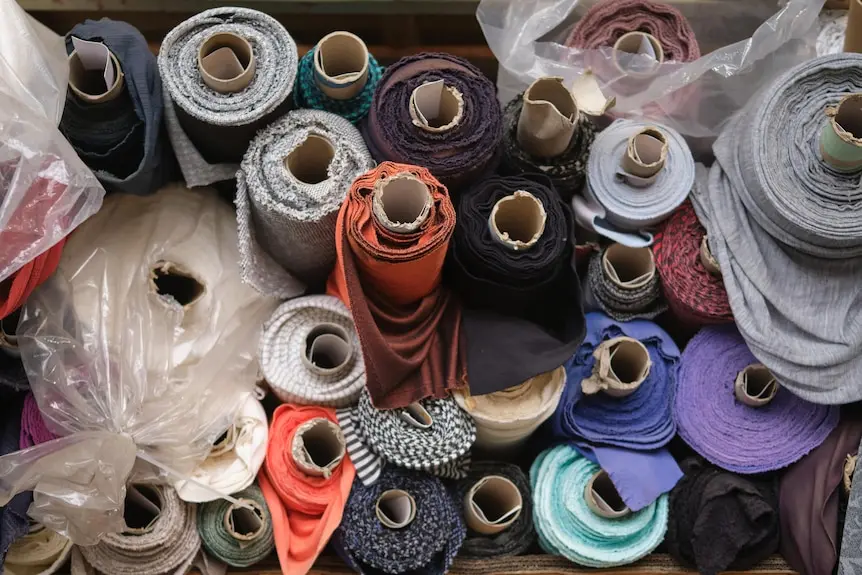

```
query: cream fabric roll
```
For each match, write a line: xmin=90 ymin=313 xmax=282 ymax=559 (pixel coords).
xmin=5 ymin=525 xmax=73 ymax=575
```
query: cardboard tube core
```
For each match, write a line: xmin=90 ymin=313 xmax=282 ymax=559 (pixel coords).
xmin=151 ymin=261 xmax=206 ymax=309
xmin=516 ymin=77 xmax=578 ymax=158
xmin=68 ymin=43 xmax=124 ymax=104
xmin=700 ymin=235 xmax=722 ymax=276
xmin=613 ymin=32 xmax=664 ymax=76
xmin=585 ymin=470 xmax=631 ymax=519
xmin=124 ymin=485 xmax=163 ymax=534
xmin=464 ymin=475 xmax=523 ymax=535
xmin=602 ymin=244 xmax=655 ymax=289
xmin=410 ymin=80 xmax=464 ymax=132
xmin=399 ymin=402 xmax=434 ymax=429
xmin=285 ymin=134 xmax=335 ymax=185
xmin=198 ymin=32 xmax=256 ymax=94
xmin=620 ymin=127 xmax=668 ymax=186
xmin=292 ymin=418 xmax=346 ymax=477
xmin=582 ymin=337 xmax=651 ymax=397
xmin=376 ymin=490 xmax=417 ymax=529
xmin=489 ymin=190 xmax=548 ymax=251
xmin=314 ymin=31 xmax=370 ymax=100
xmin=303 ymin=323 xmax=353 ymax=374
xmin=210 ymin=424 xmax=237 ymax=457
xmin=821 ymin=94 xmax=862 ymax=172
xmin=225 ymin=499 xmax=265 ymax=541
xmin=372 ymin=173 xmax=433 ymax=233
xmin=0 ymin=308 xmax=20 ymax=355
xmin=845 ymin=454 xmax=857 ymax=495
xmin=735 ymin=364 xmax=779 ymax=407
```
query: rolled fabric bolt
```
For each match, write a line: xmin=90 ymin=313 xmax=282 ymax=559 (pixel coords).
xmin=375 ymin=490 xmax=416 ymax=529
xmin=581 ymin=336 xmax=651 ymax=397
xmin=488 ymin=190 xmax=547 ymax=251
xmin=844 ymin=0 xmax=862 ymax=53
xmin=20 ymin=392 xmax=57 ymax=449
xmin=67 ymin=42 xmax=125 ymax=103
xmin=603 ymin=244 xmax=656 ymax=290
xmin=699 ymin=235 xmax=721 ymax=276
xmin=314 ymin=32 xmax=369 ymax=101
xmin=409 ymin=80 xmax=464 ymax=133
xmin=463 ymin=475 xmax=522 ymax=536
xmin=620 ymin=127 xmax=668 ymax=185
xmin=197 ymin=32 xmax=255 ymax=94
xmin=734 ymin=364 xmax=779 ymax=407
xmin=197 ymin=485 xmax=274 ymax=568
xmin=585 ymin=470 xmax=631 ymax=519
xmin=371 ymin=172 xmax=433 ymax=234
xmin=584 ymin=243 xmax=667 ymax=322
xmin=612 ymin=31 xmax=664 ymax=77
xmin=5 ymin=523 xmax=73 ymax=575
xmin=516 ymin=77 xmax=578 ymax=159
xmin=821 ymin=94 xmax=862 ymax=172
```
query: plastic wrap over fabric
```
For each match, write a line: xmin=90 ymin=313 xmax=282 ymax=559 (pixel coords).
xmin=0 ymin=185 xmax=277 ymax=545
xmin=478 ymin=0 xmax=822 ymax=139
xmin=0 ymin=0 xmax=104 ymax=283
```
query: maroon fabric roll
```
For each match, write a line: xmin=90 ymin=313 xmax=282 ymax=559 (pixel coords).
xmin=20 ymin=392 xmax=57 ymax=449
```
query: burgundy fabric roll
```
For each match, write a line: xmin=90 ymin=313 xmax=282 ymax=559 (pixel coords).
xmin=19 ymin=392 xmax=56 ymax=449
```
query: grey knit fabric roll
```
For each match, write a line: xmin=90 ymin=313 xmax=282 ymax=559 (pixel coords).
xmin=692 ymin=53 xmax=862 ymax=404
xmin=584 ymin=248 xmax=667 ymax=322
xmin=236 ymin=109 xmax=374 ymax=296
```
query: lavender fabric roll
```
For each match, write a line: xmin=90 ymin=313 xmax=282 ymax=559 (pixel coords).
xmin=675 ymin=325 xmax=839 ymax=474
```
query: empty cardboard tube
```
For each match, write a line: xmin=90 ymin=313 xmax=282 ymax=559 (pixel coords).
xmin=123 ymin=484 xmax=163 ymax=535
xmin=820 ymin=94 xmax=862 ymax=172
xmin=620 ymin=127 xmax=668 ymax=185
xmin=699 ymin=235 xmax=722 ymax=276
xmin=516 ymin=77 xmax=578 ymax=158
xmin=372 ymin=172 xmax=433 ymax=233
xmin=313 ymin=31 xmax=370 ymax=101
xmin=150 ymin=261 xmax=206 ymax=309
xmin=585 ymin=470 xmax=631 ymax=519
xmin=735 ymin=364 xmax=779 ymax=407
xmin=210 ymin=424 xmax=237 ymax=458
xmin=602 ymin=243 xmax=656 ymax=289
xmin=399 ymin=402 xmax=434 ymax=429
xmin=302 ymin=323 xmax=353 ymax=374
xmin=224 ymin=498 xmax=266 ymax=541
xmin=613 ymin=31 xmax=664 ymax=77
xmin=376 ymin=489 xmax=417 ymax=529
xmin=845 ymin=0 xmax=862 ymax=53
xmin=0 ymin=308 xmax=20 ymax=357
xmin=291 ymin=418 xmax=346 ymax=478
xmin=463 ymin=475 xmax=523 ymax=535
xmin=68 ymin=48 xmax=125 ymax=104
xmin=285 ymin=133 xmax=335 ymax=185
xmin=198 ymin=32 xmax=256 ymax=94
xmin=845 ymin=454 xmax=857 ymax=495
xmin=582 ymin=336 xmax=651 ymax=397
xmin=489 ymin=190 xmax=548 ymax=251
xmin=409 ymin=80 xmax=464 ymax=133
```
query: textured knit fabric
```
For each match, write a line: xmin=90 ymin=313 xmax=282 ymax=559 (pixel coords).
xmin=159 ymin=8 xmax=296 ymax=187
xmin=450 ymin=174 xmax=584 ymax=397
xmin=236 ymin=109 xmax=374 ymax=295
xmin=675 ymin=325 xmax=839 ymax=474
xmin=0 ymin=241 xmax=63 ymax=322
xmin=0 ymin=393 xmax=31 ymax=573
xmin=60 ymin=19 xmax=170 ymax=196
xmin=336 ymin=407 xmax=383 ymax=486
xmin=197 ymin=485 xmax=274 ymax=568
xmin=333 ymin=467 xmax=466 ymax=575
xmin=362 ymin=53 xmax=502 ymax=192
xmin=294 ymin=48 xmax=383 ymax=124
xmin=531 ymin=444 xmax=667 ymax=567
xmin=667 ymin=458 xmax=779 ymax=575
xmin=327 ymin=162 xmax=465 ymax=410
xmin=583 ymin=246 xmax=667 ymax=321
xmin=20 ymin=392 xmax=57 ymax=449
xmin=691 ymin=53 xmax=862 ymax=404
xmin=5 ymin=524 xmax=72 ymax=575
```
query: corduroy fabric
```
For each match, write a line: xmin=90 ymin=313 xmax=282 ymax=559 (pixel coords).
xmin=0 ymin=393 xmax=31 ymax=572
xmin=197 ymin=485 xmax=274 ymax=568
xmin=294 ymin=48 xmax=383 ymax=124
xmin=327 ymin=162 xmax=465 ymax=410
xmin=5 ymin=524 xmax=72 ymax=575
xmin=20 ymin=392 xmax=57 ymax=449
xmin=236 ymin=109 xmax=374 ymax=296
xmin=450 ymin=174 xmax=584 ymax=397
xmin=583 ymin=247 xmax=667 ymax=321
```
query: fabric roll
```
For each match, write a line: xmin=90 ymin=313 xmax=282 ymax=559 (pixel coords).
xmin=294 ymin=47 xmax=382 ymax=124
xmin=159 ymin=8 xmax=296 ymax=187
xmin=652 ymin=201 xmax=733 ymax=326
xmin=362 ymin=53 xmax=502 ymax=190
xmin=676 ymin=325 xmax=839 ymax=474
xmin=5 ymin=525 xmax=72 ymax=575
xmin=450 ymin=173 xmax=584 ymax=397
xmin=334 ymin=467 xmax=466 ymax=575
xmin=667 ymin=458 xmax=779 ymax=575
xmin=780 ymin=418 xmax=862 ymax=575
xmin=59 ymin=19 xmax=169 ymax=196
xmin=236 ymin=109 xmax=374 ymax=295
xmin=453 ymin=462 xmax=536 ymax=558
xmin=584 ymin=245 xmax=667 ymax=321
xmin=259 ymin=404 xmax=355 ymax=575
xmin=691 ymin=53 xmax=862 ymax=404
xmin=327 ymin=162 xmax=464 ymax=410
xmin=531 ymin=444 xmax=667 ymax=567
xmin=197 ymin=485 xmax=274 ymax=568
xmin=452 ymin=367 xmax=565 ymax=454
xmin=0 ymin=242 xmax=64 ymax=322
xmin=259 ymin=295 xmax=365 ymax=407
xmin=336 ymin=407 xmax=383 ymax=487
xmin=20 ymin=393 xmax=57 ymax=449
xmin=0 ymin=393 xmax=31 ymax=572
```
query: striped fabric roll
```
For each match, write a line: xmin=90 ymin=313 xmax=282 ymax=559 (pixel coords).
xmin=336 ymin=407 xmax=382 ymax=486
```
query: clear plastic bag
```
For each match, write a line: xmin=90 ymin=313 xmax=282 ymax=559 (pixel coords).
xmin=479 ymin=0 xmax=823 ymax=139
xmin=0 ymin=0 xmax=104 ymax=282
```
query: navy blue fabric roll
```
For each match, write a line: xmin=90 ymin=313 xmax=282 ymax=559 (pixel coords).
xmin=0 ymin=393 xmax=31 ymax=569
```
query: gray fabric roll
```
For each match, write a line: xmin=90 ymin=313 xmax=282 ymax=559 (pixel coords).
xmin=692 ymin=53 xmax=862 ymax=404
xmin=236 ymin=109 xmax=374 ymax=296
xmin=583 ymin=248 xmax=667 ymax=322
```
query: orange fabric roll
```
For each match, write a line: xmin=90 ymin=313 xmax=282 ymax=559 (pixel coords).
xmin=0 ymin=241 xmax=64 ymax=320
xmin=260 ymin=404 xmax=355 ymax=575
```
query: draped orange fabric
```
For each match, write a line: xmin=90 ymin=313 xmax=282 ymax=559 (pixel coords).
xmin=260 ymin=404 xmax=355 ymax=575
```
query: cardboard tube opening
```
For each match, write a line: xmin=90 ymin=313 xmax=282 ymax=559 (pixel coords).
xmin=314 ymin=31 xmax=370 ymax=100
xmin=609 ymin=340 xmax=650 ymax=387
xmin=225 ymin=499 xmax=265 ymax=541
xmin=586 ymin=470 xmax=630 ymax=519
xmin=151 ymin=261 xmax=205 ymax=308
xmin=464 ymin=476 xmax=523 ymax=535
xmin=399 ymin=402 xmax=433 ymax=429
xmin=1 ymin=308 xmax=20 ymax=344
xmin=620 ymin=128 xmax=668 ymax=184
xmin=303 ymin=323 xmax=353 ymax=373
xmin=410 ymin=80 xmax=464 ymax=132
xmin=376 ymin=490 xmax=416 ymax=529
xmin=613 ymin=32 xmax=664 ymax=76
xmin=582 ymin=336 xmax=651 ymax=397
xmin=489 ymin=190 xmax=548 ymax=251
xmin=700 ymin=235 xmax=722 ymax=276
xmin=198 ymin=32 xmax=256 ymax=94
xmin=821 ymin=94 xmax=862 ymax=171
xmin=124 ymin=485 xmax=163 ymax=534
xmin=603 ymin=244 xmax=655 ymax=288
xmin=27 ymin=520 xmax=45 ymax=535
xmin=735 ymin=364 xmax=779 ymax=407
xmin=68 ymin=47 xmax=124 ymax=104
xmin=285 ymin=134 xmax=334 ymax=185
xmin=516 ymin=77 xmax=578 ymax=158
xmin=372 ymin=173 xmax=433 ymax=233
xmin=292 ymin=418 xmax=346 ymax=477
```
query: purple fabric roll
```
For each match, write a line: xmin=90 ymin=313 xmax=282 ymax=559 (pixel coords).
xmin=675 ymin=325 xmax=839 ymax=474
xmin=19 ymin=392 xmax=56 ymax=449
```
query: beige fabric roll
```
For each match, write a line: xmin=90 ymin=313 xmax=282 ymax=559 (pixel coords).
xmin=5 ymin=525 xmax=73 ymax=575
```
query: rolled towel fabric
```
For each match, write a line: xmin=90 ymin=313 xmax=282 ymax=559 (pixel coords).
xmin=675 ymin=325 xmax=839 ymax=474
xmin=236 ymin=108 xmax=374 ymax=295
xmin=452 ymin=367 xmax=565 ymax=454
xmin=333 ymin=467 xmax=465 ymax=575
xmin=584 ymin=244 xmax=667 ymax=321
xmin=667 ymin=458 xmax=779 ymax=575
xmin=59 ymin=19 xmax=170 ymax=196
xmin=159 ymin=8 xmax=296 ymax=187
xmin=363 ymin=53 xmax=502 ymax=191
xmin=197 ymin=485 xmax=274 ymax=568
xmin=259 ymin=295 xmax=365 ymax=407
xmin=327 ymin=162 xmax=464 ymax=410
xmin=5 ymin=524 xmax=72 ymax=575
xmin=20 ymin=392 xmax=57 ymax=449
xmin=259 ymin=404 xmax=354 ymax=575
xmin=531 ymin=444 xmax=667 ymax=567
xmin=450 ymin=174 xmax=584 ymax=396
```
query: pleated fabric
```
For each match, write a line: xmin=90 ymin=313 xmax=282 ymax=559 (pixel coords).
xmin=5 ymin=524 xmax=72 ymax=575
xmin=197 ymin=485 xmax=274 ymax=568
xmin=327 ymin=162 xmax=464 ymax=410
xmin=450 ymin=174 xmax=584 ymax=397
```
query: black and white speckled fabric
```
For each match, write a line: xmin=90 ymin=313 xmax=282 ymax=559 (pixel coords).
xmin=584 ymin=248 xmax=667 ymax=322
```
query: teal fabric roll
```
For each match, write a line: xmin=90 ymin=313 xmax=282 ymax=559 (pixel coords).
xmin=530 ymin=444 xmax=667 ymax=567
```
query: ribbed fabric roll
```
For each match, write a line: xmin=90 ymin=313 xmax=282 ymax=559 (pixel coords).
xmin=363 ymin=53 xmax=502 ymax=191
xmin=0 ymin=393 xmax=31 ymax=572
xmin=676 ymin=325 xmax=839 ymax=474
xmin=584 ymin=245 xmax=667 ymax=321
xmin=452 ymin=367 xmax=565 ymax=454
xmin=20 ymin=393 xmax=57 ymax=449
xmin=159 ymin=8 xmax=296 ymax=187
xmin=236 ymin=109 xmax=374 ymax=295
xmin=59 ymin=19 xmax=170 ymax=196
xmin=668 ymin=458 xmax=779 ymax=575
xmin=327 ymin=162 xmax=464 ymax=410
xmin=5 ymin=525 xmax=72 ymax=575
xmin=450 ymin=174 xmax=584 ymax=397
xmin=259 ymin=295 xmax=365 ymax=407
xmin=197 ymin=485 xmax=274 ymax=568
xmin=333 ymin=467 xmax=466 ymax=575
xmin=531 ymin=444 xmax=667 ymax=567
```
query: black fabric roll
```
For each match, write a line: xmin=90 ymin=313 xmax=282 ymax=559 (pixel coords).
xmin=448 ymin=174 xmax=585 ymax=396
xmin=0 ymin=393 xmax=31 ymax=570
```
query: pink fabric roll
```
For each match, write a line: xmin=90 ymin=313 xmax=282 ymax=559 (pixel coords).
xmin=20 ymin=392 xmax=56 ymax=449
